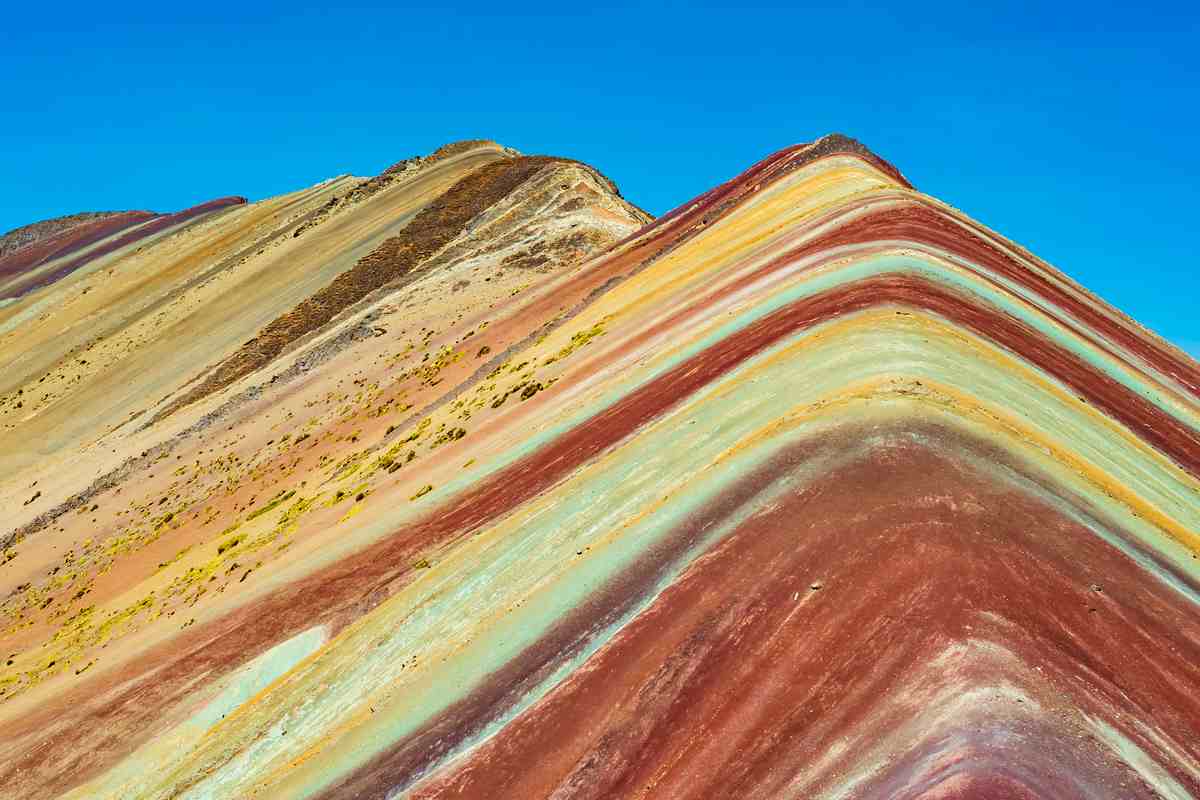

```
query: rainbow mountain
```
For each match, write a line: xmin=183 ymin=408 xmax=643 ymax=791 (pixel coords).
xmin=0 ymin=136 xmax=1197 ymax=799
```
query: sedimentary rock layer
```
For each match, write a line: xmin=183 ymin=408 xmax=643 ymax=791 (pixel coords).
xmin=160 ymin=156 xmax=592 ymax=418
xmin=0 ymin=210 xmax=143 ymax=260
xmin=0 ymin=198 xmax=248 ymax=300
xmin=0 ymin=135 xmax=1195 ymax=800
xmin=0 ymin=211 xmax=155 ymax=293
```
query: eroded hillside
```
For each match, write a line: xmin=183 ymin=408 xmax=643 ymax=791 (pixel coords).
xmin=1 ymin=136 xmax=1198 ymax=800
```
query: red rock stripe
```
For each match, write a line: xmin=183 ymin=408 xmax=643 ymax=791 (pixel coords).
xmin=406 ymin=429 xmax=1200 ymax=799
xmin=479 ymin=142 xmax=908 ymax=364
xmin=785 ymin=200 xmax=1200 ymax=398
xmin=0 ymin=197 xmax=246 ymax=299
xmin=4 ymin=271 xmax=1194 ymax=797
xmin=581 ymin=243 xmax=1199 ymax=476
xmin=0 ymin=212 xmax=155 ymax=283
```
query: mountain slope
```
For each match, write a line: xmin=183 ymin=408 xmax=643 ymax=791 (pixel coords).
xmin=0 ymin=136 xmax=1197 ymax=800
xmin=0 ymin=211 xmax=136 ymax=260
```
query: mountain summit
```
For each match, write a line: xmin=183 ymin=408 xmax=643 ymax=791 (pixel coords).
xmin=0 ymin=136 xmax=1197 ymax=799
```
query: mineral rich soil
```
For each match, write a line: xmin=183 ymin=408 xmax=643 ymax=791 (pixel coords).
xmin=0 ymin=211 xmax=156 ymax=293
xmin=0 ymin=135 xmax=1196 ymax=800
xmin=0 ymin=211 xmax=131 ymax=259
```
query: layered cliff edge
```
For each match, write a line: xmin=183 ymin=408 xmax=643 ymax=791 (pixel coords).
xmin=0 ymin=136 xmax=1197 ymax=800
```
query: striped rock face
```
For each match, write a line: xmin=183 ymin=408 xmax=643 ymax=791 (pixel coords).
xmin=0 ymin=136 xmax=1197 ymax=799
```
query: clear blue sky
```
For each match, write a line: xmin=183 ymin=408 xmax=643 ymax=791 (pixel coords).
xmin=2 ymin=1 xmax=1197 ymax=353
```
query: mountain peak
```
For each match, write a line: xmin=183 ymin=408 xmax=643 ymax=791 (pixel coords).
xmin=0 ymin=136 xmax=1196 ymax=800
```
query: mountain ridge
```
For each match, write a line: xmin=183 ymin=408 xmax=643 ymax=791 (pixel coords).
xmin=0 ymin=134 xmax=1196 ymax=800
